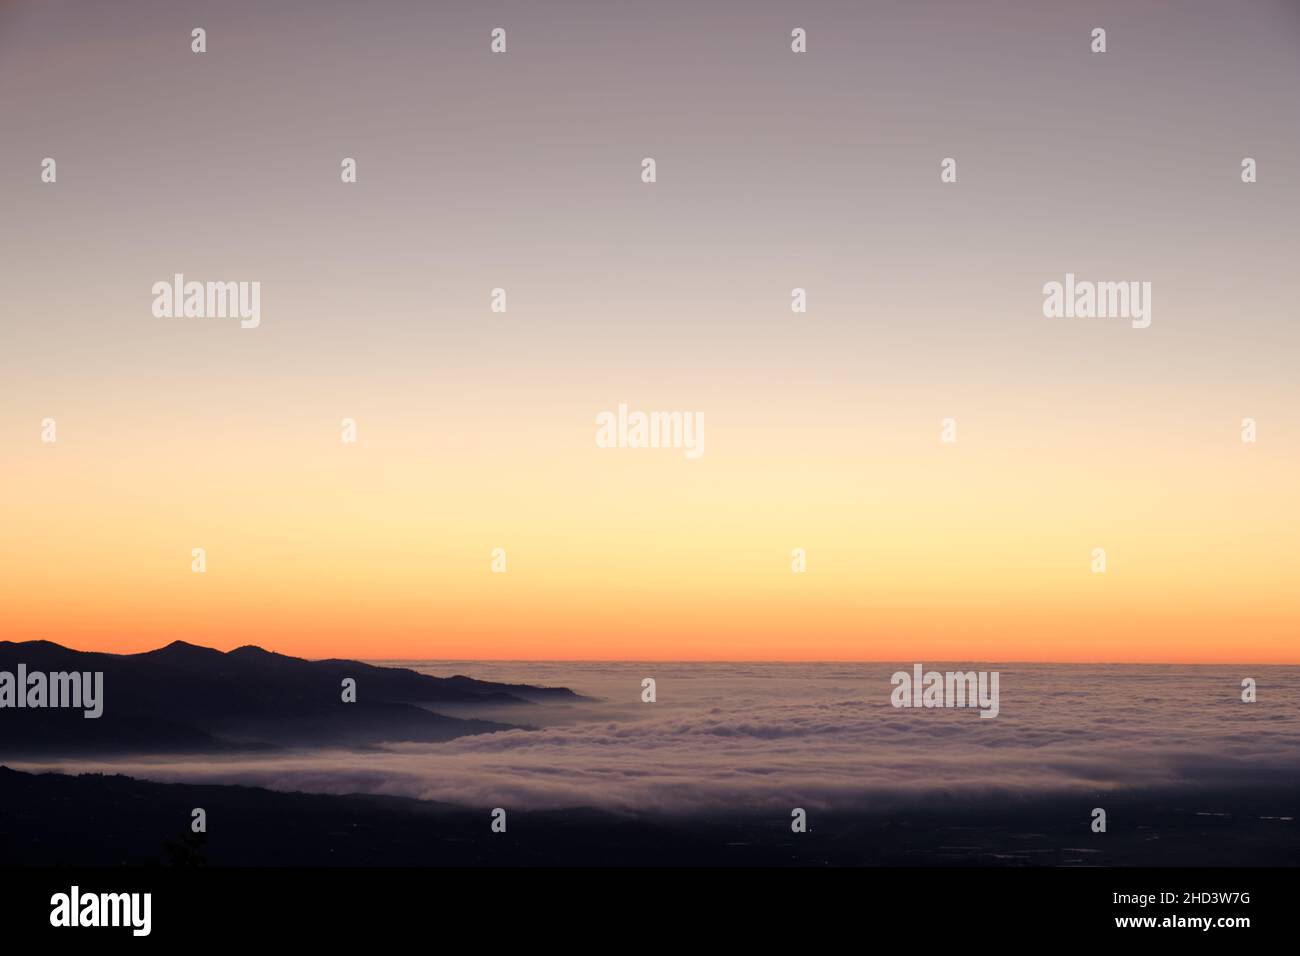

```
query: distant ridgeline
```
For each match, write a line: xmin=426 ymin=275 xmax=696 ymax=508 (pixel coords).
xmin=0 ymin=640 xmax=577 ymax=756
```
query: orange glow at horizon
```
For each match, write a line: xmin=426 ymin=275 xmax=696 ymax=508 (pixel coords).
xmin=4 ymin=386 xmax=1297 ymax=664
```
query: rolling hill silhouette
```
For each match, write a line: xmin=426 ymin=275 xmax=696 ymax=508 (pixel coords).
xmin=0 ymin=639 xmax=578 ymax=755
xmin=2 ymin=765 xmax=1295 ymax=867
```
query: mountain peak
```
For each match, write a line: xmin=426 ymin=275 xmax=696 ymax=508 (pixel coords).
xmin=227 ymin=645 xmax=276 ymax=657
xmin=143 ymin=640 xmax=223 ymax=658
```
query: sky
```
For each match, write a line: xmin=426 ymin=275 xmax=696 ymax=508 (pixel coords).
xmin=2 ymin=0 xmax=1298 ymax=662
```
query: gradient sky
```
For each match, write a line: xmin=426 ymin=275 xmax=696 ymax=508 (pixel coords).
xmin=2 ymin=0 xmax=1298 ymax=662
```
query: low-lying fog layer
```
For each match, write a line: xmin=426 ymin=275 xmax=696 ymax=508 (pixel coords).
xmin=15 ymin=663 xmax=1300 ymax=815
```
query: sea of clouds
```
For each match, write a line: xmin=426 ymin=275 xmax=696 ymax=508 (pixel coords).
xmin=16 ymin=662 xmax=1300 ymax=815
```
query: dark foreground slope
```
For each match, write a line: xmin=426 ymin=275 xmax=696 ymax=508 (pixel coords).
xmin=0 ymin=640 xmax=579 ymax=755
xmin=0 ymin=767 xmax=1295 ymax=867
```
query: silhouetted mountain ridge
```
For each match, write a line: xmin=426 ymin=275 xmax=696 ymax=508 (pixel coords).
xmin=0 ymin=639 xmax=578 ymax=756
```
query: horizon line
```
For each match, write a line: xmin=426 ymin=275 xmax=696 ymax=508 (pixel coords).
xmin=4 ymin=638 xmax=1294 ymax=668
